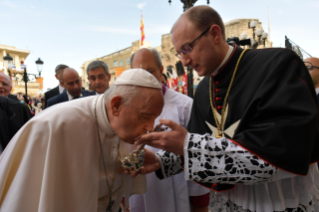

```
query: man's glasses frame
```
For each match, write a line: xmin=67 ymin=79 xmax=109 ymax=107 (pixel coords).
xmin=175 ymin=26 xmax=211 ymax=59
xmin=305 ymin=62 xmax=319 ymax=71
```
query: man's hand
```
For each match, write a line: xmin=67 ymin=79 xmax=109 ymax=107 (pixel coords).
xmin=120 ymin=148 xmax=161 ymax=178
xmin=135 ymin=119 xmax=187 ymax=155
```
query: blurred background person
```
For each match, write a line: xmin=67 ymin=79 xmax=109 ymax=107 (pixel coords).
xmin=44 ymin=64 xmax=69 ymax=107
xmin=31 ymin=99 xmax=43 ymax=116
xmin=162 ymin=73 xmax=168 ymax=86
xmin=0 ymin=73 xmax=31 ymax=133
xmin=0 ymin=96 xmax=19 ymax=155
xmin=46 ymin=68 xmax=95 ymax=108
xmin=86 ymin=61 xmax=111 ymax=94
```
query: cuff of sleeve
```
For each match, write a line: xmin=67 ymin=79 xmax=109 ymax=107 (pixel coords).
xmin=183 ymin=133 xmax=191 ymax=181
xmin=155 ymin=152 xmax=167 ymax=179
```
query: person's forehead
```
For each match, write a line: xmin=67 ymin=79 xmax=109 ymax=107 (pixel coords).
xmin=132 ymin=51 xmax=157 ymax=67
xmin=305 ymin=58 xmax=319 ymax=66
xmin=88 ymin=67 xmax=106 ymax=76
xmin=0 ymin=74 xmax=10 ymax=84
xmin=171 ymin=17 xmax=198 ymax=49
xmin=64 ymin=74 xmax=80 ymax=83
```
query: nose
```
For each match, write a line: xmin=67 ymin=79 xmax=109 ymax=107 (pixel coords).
xmin=145 ymin=120 xmax=155 ymax=132
xmin=181 ymin=55 xmax=191 ymax=67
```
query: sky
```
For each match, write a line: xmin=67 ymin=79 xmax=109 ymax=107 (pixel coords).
xmin=1 ymin=0 xmax=318 ymax=91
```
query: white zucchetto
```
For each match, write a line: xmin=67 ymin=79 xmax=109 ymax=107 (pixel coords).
xmin=114 ymin=69 xmax=162 ymax=90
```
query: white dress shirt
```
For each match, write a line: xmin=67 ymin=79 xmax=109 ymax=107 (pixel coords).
xmin=59 ymin=84 xmax=64 ymax=94
xmin=67 ymin=91 xmax=83 ymax=100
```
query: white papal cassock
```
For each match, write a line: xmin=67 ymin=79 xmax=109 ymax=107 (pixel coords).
xmin=0 ymin=94 xmax=146 ymax=212
xmin=130 ymin=88 xmax=210 ymax=212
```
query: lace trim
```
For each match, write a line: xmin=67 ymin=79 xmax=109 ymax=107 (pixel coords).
xmin=156 ymin=150 xmax=183 ymax=178
xmin=184 ymin=133 xmax=277 ymax=184
xmin=210 ymin=192 xmax=318 ymax=212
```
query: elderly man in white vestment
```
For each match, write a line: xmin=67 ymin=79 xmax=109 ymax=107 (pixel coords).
xmin=0 ymin=69 xmax=164 ymax=212
xmin=129 ymin=48 xmax=210 ymax=212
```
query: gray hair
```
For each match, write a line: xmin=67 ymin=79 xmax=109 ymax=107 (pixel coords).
xmin=55 ymin=64 xmax=69 ymax=74
xmin=104 ymin=84 xmax=139 ymax=106
xmin=0 ymin=72 xmax=11 ymax=86
xmin=130 ymin=48 xmax=162 ymax=69
xmin=86 ymin=61 xmax=109 ymax=75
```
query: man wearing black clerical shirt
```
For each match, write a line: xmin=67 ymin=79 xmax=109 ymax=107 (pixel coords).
xmin=46 ymin=68 xmax=95 ymax=108
xmin=133 ymin=5 xmax=319 ymax=212
xmin=44 ymin=64 xmax=68 ymax=108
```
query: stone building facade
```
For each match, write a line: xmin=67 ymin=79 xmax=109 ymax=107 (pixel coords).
xmin=0 ymin=45 xmax=42 ymax=95
xmin=81 ymin=18 xmax=271 ymax=90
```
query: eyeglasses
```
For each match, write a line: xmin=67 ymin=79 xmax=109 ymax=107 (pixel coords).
xmin=175 ymin=26 xmax=211 ymax=59
xmin=304 ymin=62 xmax=319 ymax=71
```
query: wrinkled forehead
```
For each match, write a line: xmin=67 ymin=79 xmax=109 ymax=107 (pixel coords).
xmin=0 ymin=73 xmax=11 ymax=84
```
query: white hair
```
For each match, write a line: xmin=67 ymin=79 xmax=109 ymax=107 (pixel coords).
xmin=104 ymin=84 xmax=139 ymax=105
xmin=0 ymin=72 xmax=12 ymax=86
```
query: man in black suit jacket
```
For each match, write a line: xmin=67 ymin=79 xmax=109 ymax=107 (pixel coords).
xmin=44 ymin=64 xmax=69 ymax=108
xmin=46 ymin=68 xmax=95 ymax=108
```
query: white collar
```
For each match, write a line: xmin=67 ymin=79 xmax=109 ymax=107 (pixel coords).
xmin=92 ymin=95 xmax=116 ymax=139
xmin=67 ymin=91 xmax=83 ymax=100
xmin=315 ymin=87 xmax=319 ymax=95
xmin=211 ymin=45 xmax=234 ymax=76
xmin=59 ymin=84 xmax=64 ymax=94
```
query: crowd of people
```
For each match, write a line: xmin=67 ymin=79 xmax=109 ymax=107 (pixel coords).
xmin=0 ymin=5 xmax=319 ymax=212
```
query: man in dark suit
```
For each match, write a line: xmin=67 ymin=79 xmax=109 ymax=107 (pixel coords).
xmin=47 ymin=68 xmax=95 ymax=108
xmin=44 ymin=64 xmax=69 ymax=108
xmin=0 ymin=96 xmax=19 ymax=154
xmin=0 ymin=72 xmax=31 ymax=130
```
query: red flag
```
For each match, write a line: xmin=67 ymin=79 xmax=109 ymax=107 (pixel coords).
xmin=140 ymin=13 xmax=145 ymax=46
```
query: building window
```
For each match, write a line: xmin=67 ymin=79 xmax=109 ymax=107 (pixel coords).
xmin=113 ymin=60 xmax=118 ymax=67
xmin=126 ymin=58 xmax=130 ymax=65
xmin=120 ymin=60 xmax=123 ymax=66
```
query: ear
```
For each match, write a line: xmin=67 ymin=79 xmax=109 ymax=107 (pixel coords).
xmin=160 ymin=66 xmax=164 ymax=74
xmin=209 ymin=24 xmax=222 ymax=45
xmin=110 ymin=96 xmax=123 ymax=116
xmin=108 ymin=74 xmax=111 ymax=82
xmin=61 ymin=81 xmax=65 ymax=87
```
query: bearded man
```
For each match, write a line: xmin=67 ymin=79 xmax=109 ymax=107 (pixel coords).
xmin=134 ymin=6 xmax=319 ymax=212
xmin=0 ymin=69 xmax=164 ymax=212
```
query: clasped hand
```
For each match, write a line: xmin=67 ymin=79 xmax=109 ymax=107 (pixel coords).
xmin=120 ymin=119 xmax=188 ymax=178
